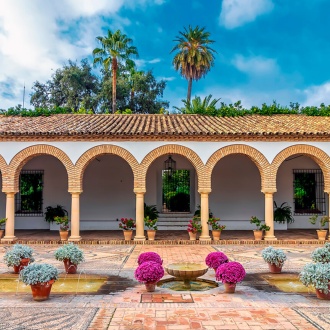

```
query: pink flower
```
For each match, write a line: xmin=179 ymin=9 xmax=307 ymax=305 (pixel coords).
xmin=137 ymin=252 xmax=163 ymax=265
xmin=134 ymin=261 xmax=164 ymax=283
xmin=216 ymin=261 xmax=246 ymax=284
xmin=205 ymin=252 xmax=228 ymax=269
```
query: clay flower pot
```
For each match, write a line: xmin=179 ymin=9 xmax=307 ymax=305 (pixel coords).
xmin=316 ymin=230 xmax=327 ymax=241
xmin=188 ymin=232 xmax=197 ymax=241
xmin=145 ymin=282 xmax=157 ymax=292
xmin=268 ymin=263 xmax=282 ymax=274
xmin=13 ymin=258 xmax=31 ymax=274
xmin=59 ymin=231 xmax=69 ymax=241
xmin=123 ymin=230 xmax=133 ymax=241
xmin=224 ymin=282 xmax=236 ymax=293
xmin=253 ymin=230 xmax=263 ymax=241
xmin=63 ymin=259 xmax=78 ymax=274
xmin=147 ymin=230 xmax=156 ymax=241
xmin=212 ymin=230 xmax=221 ymax=241
xmin=30 ymin=280 xmax=55 ymax=301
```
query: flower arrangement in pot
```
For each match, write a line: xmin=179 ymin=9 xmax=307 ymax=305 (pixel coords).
xmin=134 ymin=261 xmax=165 ymax=292
xmin=311 ymin=243 xmax=330 ymax=263
xmin=137 ymin=252 xmax=163 ymax=265
xmin=250 ymin=216 xmax=270 ymax=241
xmin=261 ymin=246 xmax=287 ymax=273
xmin=205 ymin=251 xmax=229 ymax=272
xmin=187 ymin=217 xmax=202 ymax=240
xmin=119 ymin=218 xmax=136 ymax=241
xmin=3 ymin=244 xmax=35 ymax=273
xmin=309 ymin=215 xmax=329 ymax=241
xmin=20 ymin=263 xmax=59 ymax=301
xmin=0 ymin=217 xmax=7 ymax=238
xmin=144 ymin=216 xmax=158 ymax=241
xmin=216 ymin=261 xmax=246 ymax=293
xmin=300 ymin=262 xmax=330 ymax=300
xmin=54 ymin=216 xmax=70 ymax=241
xmin=207 ymin=217 xmax=226 ymax=241
xmin=54 ymin=243 xmax=85 ymax=274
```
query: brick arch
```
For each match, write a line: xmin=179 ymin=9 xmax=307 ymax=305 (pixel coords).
xmin=205 ymin=144 xmax=270 ymax=191
xmin=7 ymin=145 xmax=74 ymax=192
xmin=271 ymin=144 xmax=330 ymax=191
xmin=75 ymin=145 xmax=139 ymax=191
xmin=139 ymin=144 xmax=206 ymax=190
xmin=0 ymin=155 xmax=8 ymax=188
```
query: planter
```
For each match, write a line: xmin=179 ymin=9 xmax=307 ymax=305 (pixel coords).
xmin=253 ymin=230 xmax=263 ymax=241
xmin=188 ymin=232 xmax=197 ymax=241
xmin=144 ymin=282 xmax=157 ymax=292
xmin=123 ymin=230 xmax=133 ymax=241
xmin=63 ymin=259 xmax=78 ymax=274
xmin=315 ymin=284 xmax=330 ymax=300
xmin=0 ymin=229 xmax=4 ymax=238
xmin=147 ymin=230 xmax=156 ymax=241
xmin=30 ymin=280 xmax=55 ymax=301
xmin=223 ymin=282 xmax=236 ymax=293
xmin=268 ymin=263 xmax=282 ymax=274
xmin=212 ymin=230 xmax=221 ymax=241
xmin=59 ymin=231 xmax=69 ymax=241
xmin=316 ymin=230 xmax=328 ymax=241
xmin=13 ymin=258 xmax=30 ymax=274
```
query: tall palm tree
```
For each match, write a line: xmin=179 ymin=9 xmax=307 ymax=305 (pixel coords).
xmin=171 ymin=26 xmax=216 ymax=102
xmin=93 ymin=29 xmax=138 ymax=113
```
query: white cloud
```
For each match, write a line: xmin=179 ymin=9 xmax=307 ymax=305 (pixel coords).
xmin=157 ymin=76 xmax=176 ymax=82
xmin=220 ymin=0 xmax=274 ymax=29
xmin=232 ymin=55 xmax=279 ymax=76
xmin=302 ymin=82 xmax=330 ymax=106
xmin=135 ymin=58 xmax=161 ymax=68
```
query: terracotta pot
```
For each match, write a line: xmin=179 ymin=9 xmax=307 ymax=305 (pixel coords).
xmin=63 ymin=259 xmax=78 ymax=274
xmin=147 ymin=229 xmax=156 ymax=241
xmin=315 ymin=287 xmax=330 ymax=300
xmin=145 ymin=282 xmax=156 ymax=292
xmin=0 ymin=229 xmax=4 ymax=238
xmin=223 ymin=282 xmax=236 ymax=293
xmin=188 ymin=232 xmax=197 ymax=241
xmin=123 ymin=230 xmax=133 ymax=241
xmin=30 ymin=280 xmax=55 ymax=301
xmin=253 ymin=230 xmax=263 ymax=241
xmin=268 ymin=263 xmax=282 ymax=274
xmin=59 ymin=231 xmax=69 ymax=241
xmin=316 ymin=230 xmax=328 ymax=241
xmin=13 ymin=258 xmax=31 ymax=274
xmin=212 ymin=230 xmax=221 ymax=241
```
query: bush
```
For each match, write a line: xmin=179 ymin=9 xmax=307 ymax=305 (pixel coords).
xmin=311 ymin=243 xmax=330 ymax=263
xmin=216 ymin=261 xmax=246 ymax=284
xmin=54 ymin=243 xmax=85 ymax=265
xmin=20 ymin=263 xmax=59 ymax=285
xmin=4 ymin=244 xmax=35 ymax=267
xmin=261 ymin=246 xmax=287 ymax=267
xmin=300 ymin=263 xmax=330 ymax=294
xmin=137 ymin=252 xmax=163 ymax=265
xmin=134 ymin=261 xmax=164 ymax=283
xmin=205 ymin=252 xmax=228 ymax=270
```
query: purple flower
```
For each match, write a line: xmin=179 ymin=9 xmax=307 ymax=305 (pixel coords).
xmin=216 ymin=261 xmax=246 ymax=284
xmin=205 ymin=252 xmax=228 ymax=269
xmin=134 ymin=261 xmax=165 ymax=283
xmin=137 ymin=252 xmax=163 ymax=265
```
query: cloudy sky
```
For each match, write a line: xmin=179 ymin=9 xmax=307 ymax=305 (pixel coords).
xmin=1 ymin=0 xmax=330 ymax=111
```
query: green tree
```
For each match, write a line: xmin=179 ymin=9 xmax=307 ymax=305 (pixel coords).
xmin=171 ymin=26 xmax=216 ymax=102
xmin=174 ymin=94 xmax=220 ymax=115
xmin=92 ymin=29 xmax=138 ymax=113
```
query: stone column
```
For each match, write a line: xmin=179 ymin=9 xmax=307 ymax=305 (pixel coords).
xmin=199 ymin=189 xmax=211 ymax=241
xmin=134 ymin=188 xmax=146 ymax=241
xmin=328 ymin=193 xmax=330 ymax=240
xmin=1 ymin=192 xmax=17 ymax=242
xmin=263 ymin=191 xmax=277 ymax=241
xmin=69 ymin=192 xmax=82 ymax=241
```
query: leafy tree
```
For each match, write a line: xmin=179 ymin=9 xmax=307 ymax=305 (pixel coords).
xmin=171 ymin=25 xmax=216 ymax=102
xmin=93 ymin=29 xmax=138 ymax=113
xmin=174 ymin=94 xmax=220 ymax=115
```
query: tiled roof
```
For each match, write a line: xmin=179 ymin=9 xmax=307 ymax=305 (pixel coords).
xmin=0 ymin=114 xmax=330 ymax=137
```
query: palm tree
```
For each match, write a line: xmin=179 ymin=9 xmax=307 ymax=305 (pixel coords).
xmin=93 ymin=29 xmax=138 ymax=113
xmin=171 ymin=26 xmax=216 ymax=102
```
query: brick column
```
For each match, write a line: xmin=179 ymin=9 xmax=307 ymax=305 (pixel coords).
xmin=134 ymin=188 xmax=146 ymax=241
xmin=199 ymin=189 xmax=211 ymax=241
xmin=69 ymin=192 xmax=82 ymax=241
xmin=263 ymin=190 xmax=277 ymax=241
xmin=1 ymin=192 xmax=17 ymax=242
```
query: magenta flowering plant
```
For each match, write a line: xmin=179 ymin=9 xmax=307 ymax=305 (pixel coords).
xmin=205 ymin=251 xmax=229 ymax=270
xmin=187 ymin=217 xmax=202 ymax=234
xmin=216 ymin=261 xmax=246 ymax=284
xmin=119 ymin=218 xmax=136 ymax=230
xmin=137 ymin=252 xmax=163 ymax=265
xmin=134 ymin=261 xmax=165 ymax=283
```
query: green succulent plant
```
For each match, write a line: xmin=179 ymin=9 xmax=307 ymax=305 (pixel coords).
xmin=54 ymin=243 xmax=85 ymax=265
xmin=3 ymin=244 xmax=35 ymax=267
xmin=300 ymin=262 xmax=330 ymax=294
xmin=20 ymin=263 xmax=59 ymax=286
xmin=261 ymin=246 xmax=287 ymax=267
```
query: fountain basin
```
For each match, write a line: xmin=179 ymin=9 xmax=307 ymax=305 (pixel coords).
xmin=164 ymin=263 xmax=208 ymax=279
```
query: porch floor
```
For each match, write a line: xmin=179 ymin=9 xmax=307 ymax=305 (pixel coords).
xmin=3 ymin=229 xmax=328 ymax=245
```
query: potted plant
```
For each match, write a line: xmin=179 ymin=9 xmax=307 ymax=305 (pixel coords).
xmin=311 ymin=243 xmax=330 ymax=263
xmin=3 ymin=244 xmax=35 ymax=273
xmin=0 ymin=218 xmax=7 ymax=238
xmin=119 ymin=218 xmax=136 ymax=241
xmin=134 ymin=261 xmax=164 ymax=292
xmin=215 ymin=261 xmax=246 ymax=293
xmin=300 ymin=263 xmax=330 ymax=300
xmin=205 ymin=251 xmax=229 ymax=272
xmin=274 ymin=202 xmax=294 ymax=224
xmin=187 ymin=217 xmax=202 ymax=240
xmin=144 ymin=203 xmax=159 ymax=220
xmin=20 ymin=263 xmax=59 ymax=301
xmin=144 ymin=216 xmax=158 ymax=241
xmin=54 ymin=216 xmax=70 ymax=241
xmin=138 ymin=252 xmax=163 ymax=265
xmin=250 ymin=216 xmax=270 ymax=240
xmin=309 ymin=215 xmax=329 ymax=240
xmin=261 ymin=246 xmax=287 ymax=273
xmin=207 ymin=217 xmax=226 ymax=241
xmin=54 ymin=243 xmax=85 ymax=274
xmin=194 ymin=205 xmax=213 ymax=218
xmin=44 ymin=205 xmax=68 ymax=223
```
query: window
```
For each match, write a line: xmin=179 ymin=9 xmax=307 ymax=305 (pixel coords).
xmin=293 ymin=169 xmax=325 ymax=215
xmin=15 ymin=170 xmax=44 ymax=216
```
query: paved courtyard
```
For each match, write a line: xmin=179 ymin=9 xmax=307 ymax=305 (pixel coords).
xmin=0 ymin=242 xmax=329 ymax=330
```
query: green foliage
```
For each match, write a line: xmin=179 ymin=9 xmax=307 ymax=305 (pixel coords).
xmin=311 ymin=243 xmax=330 ymax=263
xmin=144 ymin=216 xmax=158 ymax=230
xmin=20 ymin=263 xmax=59 ymax=286
xmin=274 ymin=202 xmax=294 ymax=224
xmin=44 ymin=205 xmax=68 ymax=223
xmin=250 ymin=216 xmax=270 ymax=231
xmin=168 ymin=192 xmax=190 ymax=212
xmin=0 ymin=218 xmax=7 ymax=229
xmin=1 ymin=105 xmax=71 ymax=117
xmin=309 ymin=215 xmax=330 ymax=229
xmin=54 ymin=243 xmax=85 ymax=265
xmin=300 ymin=262 xmax=330 ymax=294
xmin=144 ymin=204 xmax=159 ymax=220
xmin=54 ymin=216 xmax=69 ymax=231
xmin=174 ymin=95 xmax=220 ymax=115
xmin=261 ymin=246 xmax=287 ymax=267
xmin=207 ymin=217 xmax=226 ymax=231
xmin=187 ymin=217 xmax=202 ymax=234
xmin=4 ymin=244 xmax=35 ymax=267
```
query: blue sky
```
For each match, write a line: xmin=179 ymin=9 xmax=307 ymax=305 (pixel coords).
xmin=1 ymin=0 xmax=330 ymax=111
